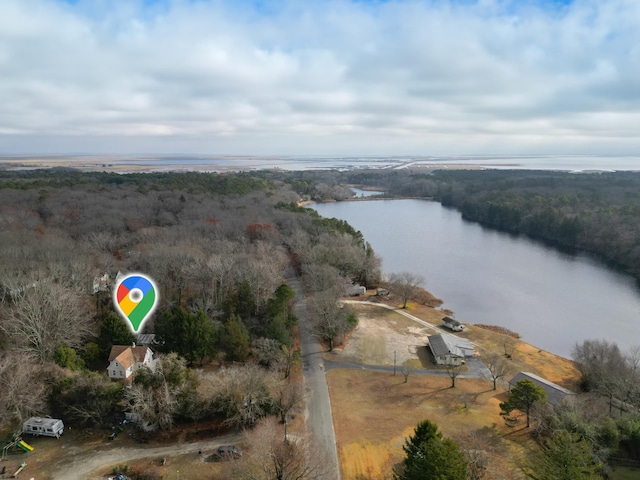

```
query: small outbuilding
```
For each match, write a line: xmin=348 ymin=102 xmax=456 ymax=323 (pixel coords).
xmin=442 ymin=317 xmax=465 ymax=332
xmin=23 ymin=417 xmax=64 ymax=438
xmin=508 ymin=372 xmax=575 ymax=405
xmin=136 ymin=333 xmax=157 ymax=347
xmin=347 ymin=284 xmax=366 ymax=296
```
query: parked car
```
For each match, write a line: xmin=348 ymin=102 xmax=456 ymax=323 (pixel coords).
xmin=217 ymin=445 xmax=242 ymax=459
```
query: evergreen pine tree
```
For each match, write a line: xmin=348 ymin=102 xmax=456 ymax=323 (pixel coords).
xmin=395 ymin=419 xmax=467 ymax=480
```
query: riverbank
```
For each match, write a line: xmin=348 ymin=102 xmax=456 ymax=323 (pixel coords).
xmin=311 ymin=198 xmax=640 ymax=358
xmin=343 ymin=290 xmax=579 ymax=385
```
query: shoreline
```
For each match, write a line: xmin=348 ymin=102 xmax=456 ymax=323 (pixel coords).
xmin=0 ymin=156 xmax=516 ymax=174
xmin=2 ymin=154 xmax=638 ymax=174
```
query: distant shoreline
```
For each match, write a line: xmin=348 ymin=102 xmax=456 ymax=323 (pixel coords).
xmin=2 ymin=154 xmax=639 ymax=173
xmin=0 ymin=156 xmax=490 ymax=174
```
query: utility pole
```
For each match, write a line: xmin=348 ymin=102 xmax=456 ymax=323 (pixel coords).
xmin=394 ymin=351 xmax=397 ymax=376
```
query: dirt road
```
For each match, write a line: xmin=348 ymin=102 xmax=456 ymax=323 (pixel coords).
xmin=47 ymin=433 xmax=242 ymax=480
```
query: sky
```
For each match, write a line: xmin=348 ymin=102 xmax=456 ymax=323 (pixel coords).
xmin=0 ymin=0 xmax=639 ymax=156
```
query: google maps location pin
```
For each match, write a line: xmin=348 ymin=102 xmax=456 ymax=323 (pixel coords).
xmin=114 ymin=274 xmax=158 ymax=333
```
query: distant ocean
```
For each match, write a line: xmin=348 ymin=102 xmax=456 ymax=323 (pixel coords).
xmin=101 ymin=154 xmax=640 ymax=172
xmin=2 ymin=154 xmax=640 ymax=173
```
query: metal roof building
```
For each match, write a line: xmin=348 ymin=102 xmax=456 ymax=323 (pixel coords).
xmin=427 ymin=334 xmax=474 ymax=366
xmin=508 ymin=372 xmax=575 ymax=405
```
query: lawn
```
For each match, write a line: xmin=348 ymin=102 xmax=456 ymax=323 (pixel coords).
xmin=327 ymin=296 xmax=582 ymax=479
xmin=327 ymin=369 xmax=530 ymax=479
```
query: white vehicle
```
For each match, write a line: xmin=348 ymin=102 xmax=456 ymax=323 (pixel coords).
xmin=23 ymin=417 xmax=64 ymax=438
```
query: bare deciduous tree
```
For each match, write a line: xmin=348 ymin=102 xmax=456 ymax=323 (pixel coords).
xmin=206 ymin=364 xmax=275 ymax=429
xmin=272 ymin=382 xmax=305 ymax=440
xmin=309 ymin=292 xmax=356 ymax=352
xmin=461 ymin=430 xmax=491 ymax=480
xmin=0 ymin=281 xmax=91 ymax=362
xmin=503 ymin=340 xmax=516 ymax=359
xmin=0 ymin=352 xmax=53 ymax=431
xmin=446 ymin=361 xmax=464 ymax=389
xmin=126 ymin=353 xmax=200 ymax=431
xmin=401 ymin=363 xmax=411 ymax=383
xmin=485 ymin=352 xmax=510 ymax=391
xmin=302 ymin=263 xmax=351 ymax=296
xmin=572 ymin=339 xmax=628 ymax=416
xmin=388 ymin=271 xmax=425 ymax=309
xmin=227 ymin=417 xmax=331 ymax=480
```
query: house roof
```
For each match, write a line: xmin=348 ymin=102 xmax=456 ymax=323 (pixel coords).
xmin=108 ymin=345 xmax=151 ymax=370
xmin=509 ymin=372 xmax=575 ymax=405
xmin=428 ymin=334 xmax=465 ymax=358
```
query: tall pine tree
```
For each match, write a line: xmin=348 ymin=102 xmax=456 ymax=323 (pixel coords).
xmin=394 ymin=419 xmax=467 ymax=480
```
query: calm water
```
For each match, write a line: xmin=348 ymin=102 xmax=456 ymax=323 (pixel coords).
xmin=312 ymin=199 xmax=640 ymax=358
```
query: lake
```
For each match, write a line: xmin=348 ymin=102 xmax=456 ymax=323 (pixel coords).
xmin=312 ymin=199 xmax=640 ymax=358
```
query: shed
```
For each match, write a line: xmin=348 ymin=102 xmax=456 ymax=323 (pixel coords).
xmin=23 ymin=417 xmax=64 ymax=438
xmin=136 ymin=333 xmax=157 ymax=347
xmin=347 ymin=284 xmax=366 ymax=296
xmin=443 ymin=316 xmax=465 ymax=332
xmin=508 ymin=372 xmax=575 ymax=406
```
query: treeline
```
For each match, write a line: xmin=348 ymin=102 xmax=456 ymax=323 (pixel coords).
xmin=0 ymin=169 xmax=380 ymax=432
xmin=431 ymin=170 xmax=640 ymax=279
xmin=0 ymin=168 xmax=274 ymax=194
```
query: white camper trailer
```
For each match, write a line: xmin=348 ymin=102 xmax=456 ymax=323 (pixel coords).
xmin=23 ymin=417 xmax=64 ymax=438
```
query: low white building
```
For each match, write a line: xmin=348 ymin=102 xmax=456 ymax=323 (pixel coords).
xmin=107 ymin=344 xmax=154 ymax=381
xmin=427 ymin=334 xmax=475 ymax=366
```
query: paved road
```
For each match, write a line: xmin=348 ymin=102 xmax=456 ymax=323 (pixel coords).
xmin=286 ymin=268 xmax=341 ymax=480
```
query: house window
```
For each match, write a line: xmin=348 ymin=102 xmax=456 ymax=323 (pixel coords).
xmin=112 ymin=370 xmax=116 ymax=376
xmin=120 ymin=370 xmax=124 ymax=377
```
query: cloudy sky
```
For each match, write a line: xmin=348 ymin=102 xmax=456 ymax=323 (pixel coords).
xmin=1 ymin=0 xmax=639 ymax=156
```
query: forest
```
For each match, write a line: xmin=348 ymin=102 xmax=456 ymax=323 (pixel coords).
xmin=3 ymin=167 xmax=640 ymax=479
xmin=255 ymin=168 xmax=640 ymax=281
xmin=0 ymin=168 xmax=379 ymax=436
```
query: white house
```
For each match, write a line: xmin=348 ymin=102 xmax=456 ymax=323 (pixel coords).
xmin=427 ymin=334 xmax=475 ymax=366
xmin=107 ymin=344 xmax=154 ymax=381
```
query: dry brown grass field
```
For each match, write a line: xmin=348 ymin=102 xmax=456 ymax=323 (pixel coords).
xmin=328 ymin=293 xmax=580 ymax=480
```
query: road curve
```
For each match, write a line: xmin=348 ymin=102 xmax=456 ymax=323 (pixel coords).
xmin=286 ymin=268 xmax=341 ymax=480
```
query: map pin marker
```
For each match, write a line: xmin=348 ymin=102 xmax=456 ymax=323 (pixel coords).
xmin=114 ymin=273 xmax=158 ymax=333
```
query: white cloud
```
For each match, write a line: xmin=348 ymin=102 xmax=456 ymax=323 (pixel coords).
xmin=1 ymin=0 xmax=639 ymax=155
